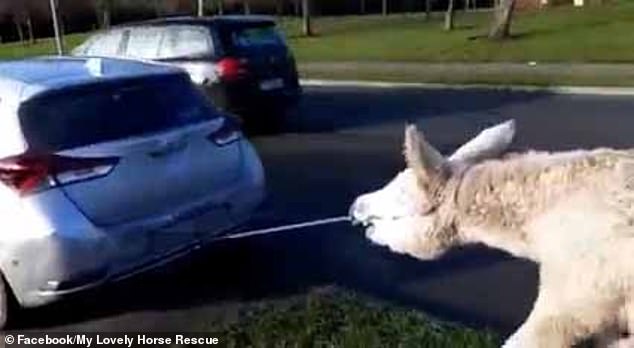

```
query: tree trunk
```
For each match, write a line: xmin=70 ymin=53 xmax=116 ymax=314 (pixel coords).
xmin=217 ymin=0 xmax=224 ymax=15
xmin=294 ymin=0 xmax=301 ymax=16
xmin=49 ymin=0 xmax=64 ymax=55
xmin=302 ymin=0 xmax=312 ymax=36
xmin=360 ymin=0 xmax=366 ymax=14
xmin=13 ymin=18 xmax=24 ymax=46
xmin=153 ymin=0 xmax=163 ymax=17
xmin=244 ymin=1 xmax=251 ymax=14
xmin=489 ymin=0 xmax=516 ymax=39
xmin=102 ymin=0 xmax=112 ymax=29
xmin=382 ymin=0 xmax=388 ymax=16
xmin=444 ymin=0 xmax=455 ymax=30
xmin=198 ymin=0 xmax=204 ymax=16
xmin=425 ymin=0 xmax=431 ymax=19
xmin=26 ymin=14 xmax=35 ymax=44
xmin=276 ymin=0 xmax=284 ymax=16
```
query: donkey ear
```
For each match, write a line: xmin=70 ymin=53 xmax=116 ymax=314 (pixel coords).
xmin=448 ymin=119 xmax=515 ymax=167
xmin=404 ymin=124 xmax=448 ymax=190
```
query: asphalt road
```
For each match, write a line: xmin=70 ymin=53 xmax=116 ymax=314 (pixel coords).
xmin=13 ymin=86 xmax=634 ymax=337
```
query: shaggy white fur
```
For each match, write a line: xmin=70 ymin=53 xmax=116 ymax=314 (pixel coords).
xmin=350 ymin=120 xmax=634 ymax=347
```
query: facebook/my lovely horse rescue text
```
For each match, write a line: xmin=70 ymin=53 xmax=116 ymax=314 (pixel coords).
xmin=350 ymin=120 xmax=634 ymax=347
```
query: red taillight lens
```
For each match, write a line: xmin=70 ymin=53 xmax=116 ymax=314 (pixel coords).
xmin=207 ymin=116 xmax=242 ymax=146
xmin=0 ymin=154 xmax=119 ymax=196
xmin=216 ymin=57 xmax=248 ymax=81
xmin=0 ymin=156 xmax=49 ymax=196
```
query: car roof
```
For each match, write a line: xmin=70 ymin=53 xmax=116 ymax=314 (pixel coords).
xmin=0 ymin=56 xmax=185 ymax=103
xmin=117 ymin=15 xmax=276 ymax=28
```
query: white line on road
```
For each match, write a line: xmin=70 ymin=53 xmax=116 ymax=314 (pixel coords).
xmin=300 ymin=79 xmax=634 ymax=96
xmin=213 ymin=216 xmax=351 ymax=241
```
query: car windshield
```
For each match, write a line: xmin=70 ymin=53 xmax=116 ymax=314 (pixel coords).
xmin=222 ymin=24 xmax=285 ymax=52
xmin=18 ymin=74 xmax=218 ymax=152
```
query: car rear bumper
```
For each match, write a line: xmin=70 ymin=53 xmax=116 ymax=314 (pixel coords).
xmin=205 ymin=79 xmax=301 ymax=115
xmin=0 ymin=139 xmax=265 ymax=308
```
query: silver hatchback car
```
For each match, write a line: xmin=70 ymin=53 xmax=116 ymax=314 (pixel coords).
xmin=0 ymin=57 xmax=265 ymax=327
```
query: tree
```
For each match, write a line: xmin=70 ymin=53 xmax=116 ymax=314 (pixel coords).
xmin=12 ymin=16 xmax=24 ymax=45
xmin=153 ymin=0 xmax=164 ymax=17
xmin=360 ymin=0 xmax=366 ymax=14
xmin=244 ymin=0 xmax=251 ymax=14
xmin=488 ymin=0 xmax=516 ymax=39
xmin=302 ymin=0 xmax=312 ymax=36
xmin=382 ymin=0 xmax=388 ymax=16
xmin=49 ymin=0 xmax=64 ymax=55
xmin=217 ymin=0 xmax=224 ymax=15
xmin=25 ymin=12 xmax=35 ymax=44
xmin=197 ymin=0 xmax=204 ymax=16
xmin=94 ymin=0 xmax=113 ymax=29
xmin=8 ymin=2 xmax=34 ymax=45
xmin=425 ymin=0 xmax=432 ymax=20
xmin=444 ymin=0 xmax=455 ymax=30
xmin=276 ymin=0 xmax=284 ymax=16
xmin=293 ymin=0 xmax=300 ymax=15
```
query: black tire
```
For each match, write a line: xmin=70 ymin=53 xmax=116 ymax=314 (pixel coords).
xmin=281 ymin=102 xmax=302 ymax=133
xmin=242 ymin=107 xmax=286 ymax=135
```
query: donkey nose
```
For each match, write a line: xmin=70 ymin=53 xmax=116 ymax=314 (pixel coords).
xmin=349 ymin=198 xmax=368 ymax=224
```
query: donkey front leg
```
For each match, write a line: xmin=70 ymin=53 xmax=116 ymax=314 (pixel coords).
xmin=501 ymin=289 xmax=563 ymax=348
xmin=501 ymin=287 xmax=606 ymax=348
xmin=502 ymin=311 xmax=575 ymax=347
xmin=606 ymin=337 xmax=634 ymax=348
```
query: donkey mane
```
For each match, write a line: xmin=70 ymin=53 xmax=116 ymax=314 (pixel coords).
xmin=446 ymin=149 xmax=634 ymax=253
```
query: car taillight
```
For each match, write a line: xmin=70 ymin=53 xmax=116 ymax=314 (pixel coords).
xmin=216 ymin=57 xmax=248 ymax=81
xmin=207 ymin=116 xmax=242 ymax=146
xmin=0 ymin=154 xmax=119 ymax=196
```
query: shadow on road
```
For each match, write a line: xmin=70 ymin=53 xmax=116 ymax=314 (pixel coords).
xmin=281 ymin=86 xmax=551 ymax=134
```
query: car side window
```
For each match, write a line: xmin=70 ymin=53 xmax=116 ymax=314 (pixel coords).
xmin=85 ymin=30 xmax=125 ymax=57
xmin=124 ymin=27 xmax=164 ymax=59
xmin=158 ymin=26 xmax=213 ymax=59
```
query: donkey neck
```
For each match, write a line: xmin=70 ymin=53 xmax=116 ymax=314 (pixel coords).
xmin=449 ymin=162 xmax=538 ymax=261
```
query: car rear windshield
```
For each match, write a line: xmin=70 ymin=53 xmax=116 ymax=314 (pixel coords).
xmin=221 ymin=23 xmax=285 ymax=52
xmin=19 ymin=74 xmax=218 ymax=152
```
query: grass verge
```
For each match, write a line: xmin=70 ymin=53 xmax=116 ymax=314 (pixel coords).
xmin=298 ymin=62 xmax=634 ymax=87
xmin=281 ymin=1 xmax=634 ymax=63
xmin=3 ymin=2 xmax=634 ymax=63
xmin=211 ymin=288 xmax=499 ymax=348
xmin=3 ymin=3 xmax=634 ymax=86
xmin=0 ymin=33 xmax=89 ymax=60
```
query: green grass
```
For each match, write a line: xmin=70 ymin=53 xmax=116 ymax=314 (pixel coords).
xmin=278 ymin=1 xmax=634 ymax=63
xmin=2 ymin=2 xmax=634 ymax=85
xmin=2 ymin=2 xmax=634 ymax=63
xmin=212 ymin=288 xmax=498 ymax=348
xmin=0 ymin=33 xmax=89 ymax=60
xmin=298 ymin=62 xmax=634 ymax=86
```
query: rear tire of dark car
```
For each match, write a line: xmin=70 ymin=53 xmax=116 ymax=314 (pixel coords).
xmin=241 ymin=107 xmax=286 ymax=135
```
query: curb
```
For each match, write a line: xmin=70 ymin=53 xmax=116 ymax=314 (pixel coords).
xmin=300 ymin=79 xmax=634 ymax=96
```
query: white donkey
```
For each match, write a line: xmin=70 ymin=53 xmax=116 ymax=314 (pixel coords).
xmin=350 ymin=120 xmax=634 ymax=348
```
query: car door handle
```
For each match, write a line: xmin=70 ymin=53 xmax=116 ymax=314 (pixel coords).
xmin=148 ymin=139 xmax=188 ymax=158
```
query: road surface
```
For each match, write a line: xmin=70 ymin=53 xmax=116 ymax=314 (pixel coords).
xmin=14 ymin=86 xmax=634 ymax=337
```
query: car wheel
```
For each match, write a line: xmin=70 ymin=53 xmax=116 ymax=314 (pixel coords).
xmin=242 ymin=108 xmax=283 ymax=135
